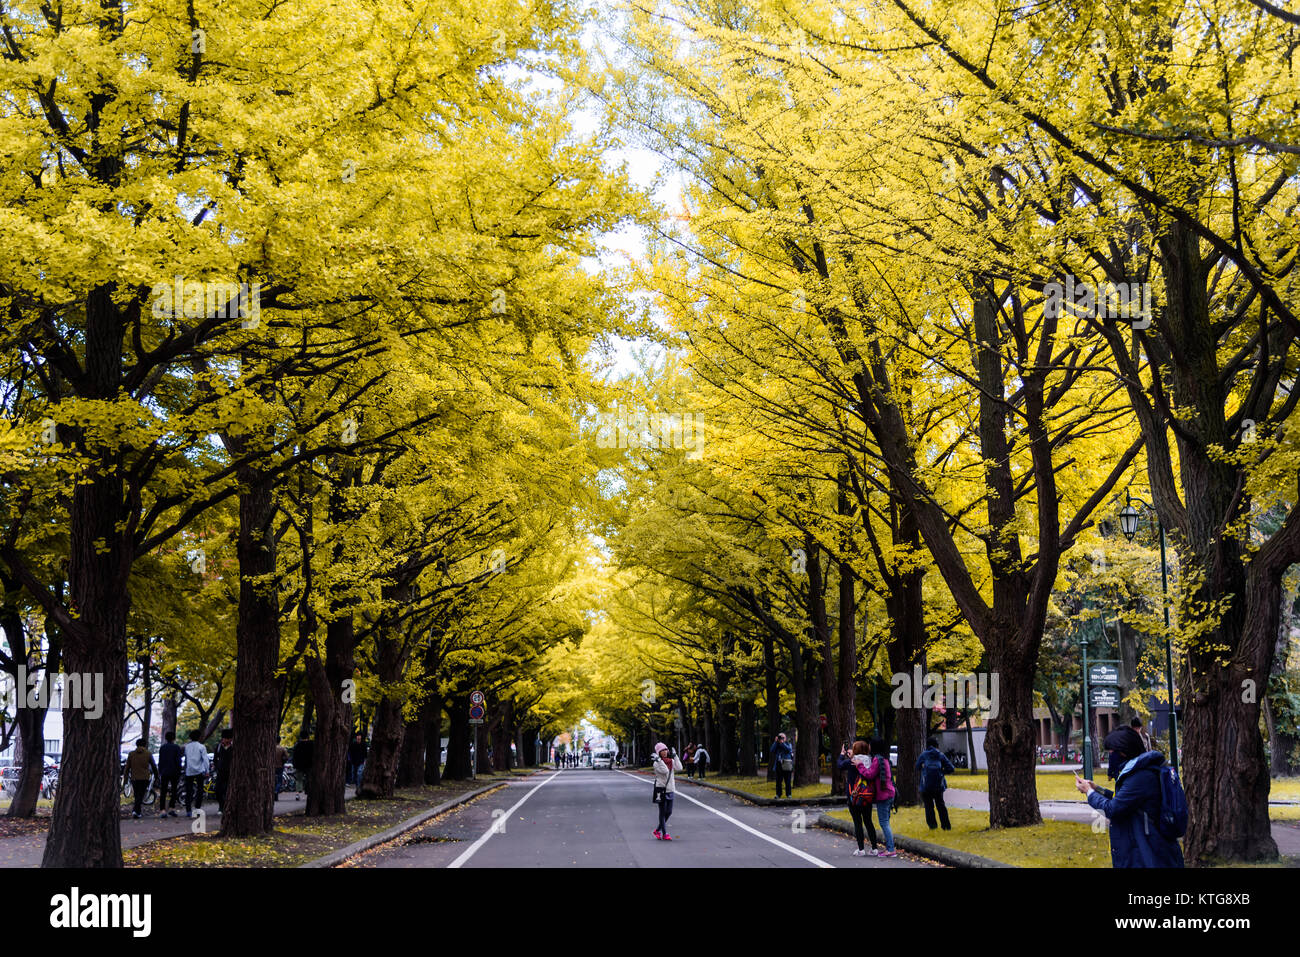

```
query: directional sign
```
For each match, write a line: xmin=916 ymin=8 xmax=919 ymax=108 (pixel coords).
xmin=1088 ymin=663 xmax=1120 ymax=686
xmin=1090 ymin=686 xmax=1121 ymax=709
xmin=470 ymin=690 xmax=485 ymax=705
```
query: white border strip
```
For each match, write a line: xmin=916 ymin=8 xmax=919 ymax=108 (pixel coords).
xmin=446 ymin=771 xmax=560 ymax=868
xmin=617 ymin=769 xmax=834 ymax=868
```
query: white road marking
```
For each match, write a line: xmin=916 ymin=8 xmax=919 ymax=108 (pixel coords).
xmin=446 ymin=771 xmax=560 ymax=868
xmin=615 ymin=769 xmax=834 ymax=868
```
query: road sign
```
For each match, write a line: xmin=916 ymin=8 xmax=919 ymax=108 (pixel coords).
xmin=1090 ymin=686 xmax=1121 ymax=709
xmin=469 ymin=704 xmax=485 ymax=721
xmin=470 ymin=690 xmax=485 ymax=705
xmin=1088 ymin=663 xmax=1120 ymax=686
xmin=819 ymin=715 xmax=827 ymax=729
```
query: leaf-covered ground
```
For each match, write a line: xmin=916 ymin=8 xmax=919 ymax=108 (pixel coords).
xmin=121 ymin=778 xmax=517 ymax=868
xmin=681 ymin=774 xmax=833 ymax=802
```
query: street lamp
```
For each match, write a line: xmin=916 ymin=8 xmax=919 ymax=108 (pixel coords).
xmin=1119 ymin=488 xmax=1179 ymax=776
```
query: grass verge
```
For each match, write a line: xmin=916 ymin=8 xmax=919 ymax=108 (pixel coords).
xmin=826 ymin=805 xmax=1109 ymax=867
xmin=687 ymin=774 xmax=834 ymax=802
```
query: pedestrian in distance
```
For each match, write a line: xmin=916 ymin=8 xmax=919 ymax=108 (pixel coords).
xmin=348 ymin=732 xmax=368 ymax=786
xmin=693 ymin=743 xmax=709 ymax=779
xmin=273 ymin=737 xmax=289 ymax=798
xmin=652 ymin=742 xmax=682 ymax=841
xmin=771 ymin=732 xmax=794 ymax=798
xmin=916 ymin=736 xmax=956 ymax=831
xmin=864 ymin=738 xmax=898 ymax=857
xmin=212 ymin=729 xmax=233 ymax=813
xmin=123 ymin=738 xmax=157 ymax=819
xmin=837 ymin=740 xmax=879 ymax=856
xmin=182 ymin=730 xmax=210 ymax=818
xmin=684 ymin=743 xmax=696 ymax=779
xmin=157 ymin=731 xmax=182 ymax=817
xmin=1074 ymin=729 xmax=1185 ymax=868
xmin=1130 ymin=715 xmax=1152 ymax=753
xmin=294 ymin=734 xmax=315 ymax=800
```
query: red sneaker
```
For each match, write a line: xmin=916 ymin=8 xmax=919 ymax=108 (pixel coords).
xmin=652 ymin=829 xmax=662 ymax=840
xmin=661 ymin=833 xmax=673 ymax=841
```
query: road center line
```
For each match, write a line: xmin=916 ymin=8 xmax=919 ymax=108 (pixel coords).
xmin=446 ymin=771 xmax=560 ymax=869
xmin=616 ymin=769 xmax=834 ymax=868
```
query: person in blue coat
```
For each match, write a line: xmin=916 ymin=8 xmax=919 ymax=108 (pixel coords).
xmin=1074 ymin=734 xmax=1184 ymax=868
xmin=915 ymin=737 xmax=956 ymax=830
xmin=771 ymin=733 xmax=794 ymax=798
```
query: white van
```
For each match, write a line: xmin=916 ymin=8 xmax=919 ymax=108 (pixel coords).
xmin=591 ymin=750 xmax=614 ymax=769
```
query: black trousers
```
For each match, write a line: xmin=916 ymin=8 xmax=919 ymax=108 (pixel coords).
xmin=848 ymin=802 xmax=879 ymax=849
xmin=922 ymin=788 xmax=951 ymax=829
xmin=158 ymin=773 xmax=181 ymax=810
xmin=184 ymin=774 xmax=205 ymax=813
xmin=775 ymin=767 xmax=793 ymax=797
xmin=130 ymin=779 xmax=150 ymax=815
xmin=657 ymin=794 xmax=674 ymax=833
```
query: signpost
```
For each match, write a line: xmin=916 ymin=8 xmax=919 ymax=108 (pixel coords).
xmin=469 ymin=691 xmax=485 ymax=780
xmin=1089 ymin=685 xmax=1121 ymax=709
xmin=1083 ymin=654 xmax=1121 ymax=778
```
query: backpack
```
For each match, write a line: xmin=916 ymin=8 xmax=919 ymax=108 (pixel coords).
xmin=846 ymin=765 xmax=874 ymax=806
xmin=1155 ymin=765 xmax=1188 ymax=839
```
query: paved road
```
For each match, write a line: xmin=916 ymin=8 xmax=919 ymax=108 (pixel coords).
xmin=350 ymin=769 xmax=932 ymax=868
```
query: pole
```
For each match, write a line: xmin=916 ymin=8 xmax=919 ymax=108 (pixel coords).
xmin=1081 ymin=630 xmax=1093 ymax=780
xmin=1158 ymin=522 xmax=1178 ymax=776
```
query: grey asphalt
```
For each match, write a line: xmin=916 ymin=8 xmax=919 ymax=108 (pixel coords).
xmin=348 ymin=769 xmax=933 ymax=868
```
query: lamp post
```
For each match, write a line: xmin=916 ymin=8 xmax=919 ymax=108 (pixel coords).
xmin=1119 ymin=489 xmax=1178 ymax=776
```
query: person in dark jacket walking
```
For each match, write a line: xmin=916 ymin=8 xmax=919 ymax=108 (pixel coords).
xmin=1075 ymin=732 xmax=1184 ymax=868
xmin=771 ymin=733 xmax=794 ymax=798
xmin=212 ymin=729 xmax=234 ymax=813
xmin=348 ymin=733 xmax=368 ymax=786
xmin=123 ymin=739 xmax=157 ymax=819
xmin=916 ymin=737 xmax=956 ymax=830
xmin=836 ymin=741 xmax=879 ymax=856
xmin=294 ymin=735 xmax=315 ymax=799
xmin=157 ymin=731 xmax=183 ymax=817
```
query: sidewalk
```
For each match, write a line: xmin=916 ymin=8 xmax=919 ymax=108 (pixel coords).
xmin=0 ymin=786 xmax=357 ymax=868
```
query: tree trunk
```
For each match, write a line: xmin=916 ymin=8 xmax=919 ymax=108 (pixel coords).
xmin=161 ymin=692 xmax=178 ymax=741
xmin=424 ymin=693 xmax=444 ymax=785
xmin=396 ymin=705 xmax=426 ymax=788
xmin=8 ymin=698 xmax=48 ymax=818
xmin=359 ymin=694 xmax=404 ymax=799
xmin=42 ymin=344 xmax=132 ymax=867
xmin=739 ymin=698 xmax=757 ymax=776
xmin=763 ymin=632 xmax=780 ymax=780
xmin=887 ymin=498 xmax=928 ymax=807
xmin=983 ymin=639 xmax=1040 ymax=827
xmin=222 ymin=468 xmax=282 ymax=836
xmin=719 ymin=699 xmax=737 ymax=775
xmin=305 ymin=614 xmax=354 ymax=816
xmin=444 ymin=695 xmax=473 ymax=780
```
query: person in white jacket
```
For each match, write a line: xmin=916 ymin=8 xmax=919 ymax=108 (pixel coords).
xmin=652 ymin=742 xmax=683 ymax=841
xmin=182 ymin=730 xmax=211 ymax=818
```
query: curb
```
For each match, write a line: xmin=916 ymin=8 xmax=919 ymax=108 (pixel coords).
xmin=300 ymin=781 xmax=508 ymax=868
xmin=682 ymin=778 xmax=846 ymax=808
xmin=816 ymin=812 xmax=1015 ymax=868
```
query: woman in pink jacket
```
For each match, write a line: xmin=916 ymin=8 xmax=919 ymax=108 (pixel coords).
xmin=865 ymin=738 xmax=898 ymax=857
